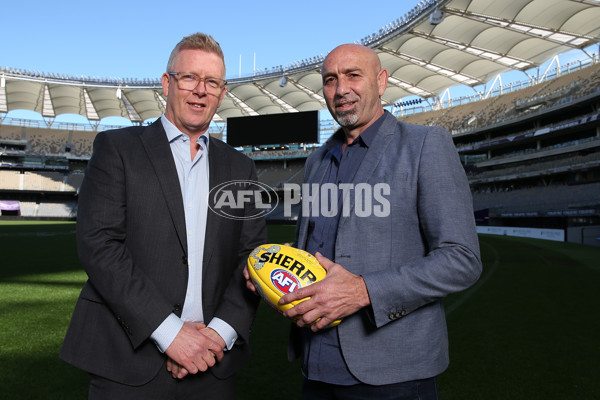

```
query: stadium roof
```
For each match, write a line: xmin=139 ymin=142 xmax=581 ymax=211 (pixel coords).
xmin=1 ymin=0 xmax=600 ymax=124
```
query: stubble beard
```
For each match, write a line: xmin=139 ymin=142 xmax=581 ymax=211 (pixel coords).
xmin=335 ymin=109 xmax=359 ymax=127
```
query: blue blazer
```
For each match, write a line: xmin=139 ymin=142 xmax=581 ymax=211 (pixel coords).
xmin=60 ymin=119 xmax=267 ymax=385
xmin=292 ymin=112 xmax=482 ymax=385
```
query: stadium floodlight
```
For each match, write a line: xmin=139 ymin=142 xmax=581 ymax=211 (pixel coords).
xmin=429 ymin=8 xmax=445 ymax=25
xmin=279 ymin=75 xmax=288 ymax=87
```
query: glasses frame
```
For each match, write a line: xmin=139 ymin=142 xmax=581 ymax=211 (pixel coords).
xmin=167 ymin=72 xmax=227 ymax=92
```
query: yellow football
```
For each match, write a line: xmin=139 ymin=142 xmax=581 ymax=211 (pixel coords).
xmin=247 ymin=244 xmax=341 ymax=328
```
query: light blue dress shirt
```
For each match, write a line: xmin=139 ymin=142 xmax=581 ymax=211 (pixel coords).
xmin=150 ymin=115 xmax=238 ymax=353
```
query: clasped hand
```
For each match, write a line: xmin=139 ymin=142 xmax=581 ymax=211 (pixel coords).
xmin=165 ymin=321 xmax=226 ymax=379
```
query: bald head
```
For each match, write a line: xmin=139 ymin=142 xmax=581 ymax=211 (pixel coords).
xmin=322 ymin=44 xmax=382 ymax=78
xmin=321 ymin=44 xmax=388 ymax=139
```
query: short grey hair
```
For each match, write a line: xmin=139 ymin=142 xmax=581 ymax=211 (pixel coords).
xmin=166 ymin=32 xmax=225 ymax=76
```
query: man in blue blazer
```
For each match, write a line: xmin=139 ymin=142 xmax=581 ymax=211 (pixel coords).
xmin=60 ymin=33 xmax=267 ymax=399
xmin=279 ymin=44 xmax=482 ymax=399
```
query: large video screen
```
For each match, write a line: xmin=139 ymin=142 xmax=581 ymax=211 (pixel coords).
xmin=226 ymin=110 xmax=319 ymax=147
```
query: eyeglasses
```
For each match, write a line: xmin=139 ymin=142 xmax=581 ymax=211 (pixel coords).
xmin=167 ymin=72 xmax=227 ymax=92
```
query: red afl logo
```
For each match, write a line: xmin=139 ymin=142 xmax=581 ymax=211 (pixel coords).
xmin=271 ymin=269 xmax=300 ymax=294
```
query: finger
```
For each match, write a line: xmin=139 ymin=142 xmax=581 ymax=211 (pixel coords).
xmin=280 ymin=285 xmax=314 ymax=305
xmin=171 ymin=363 xmax=181 ymax=378
xmin=189 ymin=322 xmax=206 ymax=331
xmin=244 ymin=266 xmax=259 ymax=294
xmin=196 ymin=356 xmax=211 ymax=372
xmin=297 ymin=307 xmax=324 ymax=327
xmin=209 ymin=345 xmax=224 ymax=362
xmin=177 ymin=367 xmax=189 ymax=379
xmin=246 ymin=278 xmax=258 ymax=293
xmin=311 ymin=316 xmax=335 ymax=332
xmin=315 ymin=252 xmax=335 ymax=272
xmin=184 ymin=360 xmax=199 ymax=375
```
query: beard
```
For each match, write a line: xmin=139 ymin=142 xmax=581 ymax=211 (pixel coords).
xmin=335 ymin=109 xmax=359 ymax=127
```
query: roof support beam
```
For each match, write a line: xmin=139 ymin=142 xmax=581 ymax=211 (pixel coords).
xmin=444 ymin=7 xmax=595 ymax=49
xmin=42 ymin=84 xmax=56 ymax=118
xmin=410 ymin=30 xmax=532 ymax=70
xmin=224 ymin=91 xmax=259 ymax=116
xmin=380 ymin=46 xmax=481 ymax=87
xmin=82 ymin=87 xmax=99 ymax=121
xmin=285 ymin=78 xmax=327 ymax=107
xmin=252 ymin=82 xmax=298 ymax=113
xmin=0 ymin=77 xmax=7 ymax=113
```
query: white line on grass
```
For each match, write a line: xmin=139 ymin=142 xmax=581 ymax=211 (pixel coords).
xmin=445 ymin=239 xmax=500 ymax=316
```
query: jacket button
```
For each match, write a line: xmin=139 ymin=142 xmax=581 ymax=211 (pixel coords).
xmin=182 ymin=256 xmax=188 ymax=265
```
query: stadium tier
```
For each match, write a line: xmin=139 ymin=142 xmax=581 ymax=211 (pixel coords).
xmin=1 ymin=59 xmax=600 ymax=238
xmin=2 ymin=0 xmax=600 ymax=245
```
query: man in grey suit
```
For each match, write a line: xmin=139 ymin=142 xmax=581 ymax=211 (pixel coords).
xmin=60 ymin=33 xmax=267 ymax=399
xmin=279 ymin=44 xmax=482 ymax=399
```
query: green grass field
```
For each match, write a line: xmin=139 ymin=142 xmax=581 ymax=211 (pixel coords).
xmin=1 ymin=221 xmax=599 ymax=399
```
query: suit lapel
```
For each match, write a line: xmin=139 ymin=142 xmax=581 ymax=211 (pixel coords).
xmin=351 ymin=113 xmax=397 ymax=184
xmin=139 ymin=120 xmax=188 ymax=255
xmin=297 ymin=137 xmax=339 ymax=249
xmin=338 ymin=113 xmax=397 ymax=229
xmin=203 ymin=138 xmax=230 ymax=268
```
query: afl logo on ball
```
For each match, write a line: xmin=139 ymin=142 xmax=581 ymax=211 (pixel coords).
xmin=270 ymin=269 xmax=300 ymax=294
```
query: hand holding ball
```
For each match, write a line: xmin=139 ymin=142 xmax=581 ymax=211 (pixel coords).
xmin=247 ymin=244 xmax=341 ymax=328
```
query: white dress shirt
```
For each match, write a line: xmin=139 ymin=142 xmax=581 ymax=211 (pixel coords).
xmin=150 ymin=115 xmax=238 ymax=352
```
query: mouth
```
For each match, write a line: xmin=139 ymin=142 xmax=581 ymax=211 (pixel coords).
xmin=335 ymin=99 xmax=356 ymax=112
xmin=188 ymin=101 xmax=207 ymax=110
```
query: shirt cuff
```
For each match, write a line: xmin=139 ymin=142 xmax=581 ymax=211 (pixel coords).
xmin=150 ymin=313 xmax=184 ymax=353
xmin=207 ymin=317 xmax=238 ymax=351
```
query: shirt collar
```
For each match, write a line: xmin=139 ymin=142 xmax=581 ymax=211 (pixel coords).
xmin=161 ymin=114 xmax=210 ymax=150
xmin=326 ymin=111 xmax=387 ymax=161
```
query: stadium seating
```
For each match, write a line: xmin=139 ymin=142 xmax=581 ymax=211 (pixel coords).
xmin=1 ymin=57 xmax=599 ymax=227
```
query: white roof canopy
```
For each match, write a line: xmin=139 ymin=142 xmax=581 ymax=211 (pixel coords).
xmin=1 ymin=0 xmax=599 ymax=123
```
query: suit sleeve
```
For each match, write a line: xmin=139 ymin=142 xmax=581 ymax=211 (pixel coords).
xmin=76 ymin=132 xmax=175 ymax=349
xmin=362 ymin=127 xmax=482 ymax=327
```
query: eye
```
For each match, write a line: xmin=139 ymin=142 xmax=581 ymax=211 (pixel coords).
xmin=181 ymin=74 xmax=198 ymax=82
xmin=205 ymin=78 xmax=220 ymax=88
xmin=323 ymin=76 xmax=336 ymax=86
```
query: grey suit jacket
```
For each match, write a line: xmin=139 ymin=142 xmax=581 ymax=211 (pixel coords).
xmin=60 ymin=119 xmax=267 ymax=385
xmin=292 ymin=112 xmax=482 ymax=385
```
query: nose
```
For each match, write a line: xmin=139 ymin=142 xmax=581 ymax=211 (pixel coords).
xmin=192 ymin=79 xmax=207 ymax=94
xmin=335 ymin=76 xmax=351 ymax=97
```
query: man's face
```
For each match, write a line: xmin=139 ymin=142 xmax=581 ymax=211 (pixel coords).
xmin=161 ymin=49 xmax=226 ymax=136
xmin=321 ymin=45 xmax=387 ymax=135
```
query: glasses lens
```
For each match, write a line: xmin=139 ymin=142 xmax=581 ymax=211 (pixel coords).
xmin=172 ymin=73 xmax=224 ymax=91
xmin=178 ymin=74 xmax=199 ymax=90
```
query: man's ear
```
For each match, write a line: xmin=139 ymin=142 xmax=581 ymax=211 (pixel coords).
xmin=377 ymin=68 xmax=389 ymax=96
